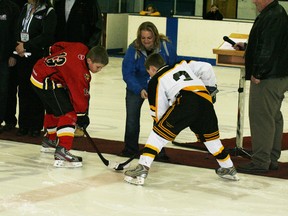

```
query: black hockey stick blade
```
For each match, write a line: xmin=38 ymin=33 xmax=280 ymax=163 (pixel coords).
xmin=113 ymin=154 xmax=137 ymax=170
xmin=113 ymin=148 xmax=145 ymax=171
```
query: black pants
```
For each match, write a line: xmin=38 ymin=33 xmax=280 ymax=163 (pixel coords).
xmin=17 ymin=57 xmax=44 ymax=130
xmin=153 ymin=91 xmax=219 ymax=142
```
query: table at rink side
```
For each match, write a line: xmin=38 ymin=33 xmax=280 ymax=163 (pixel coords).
xmin=212 ymin=33 xmax=251 ymax=157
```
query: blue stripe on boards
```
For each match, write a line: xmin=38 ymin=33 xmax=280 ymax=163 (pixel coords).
xmin=166 ymin=18 xmax=178 ymax=50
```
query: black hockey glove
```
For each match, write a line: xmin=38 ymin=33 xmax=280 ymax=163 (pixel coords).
xmin=77 ymin=115 xmax=90 ymax=129
xmin=206 ymin=86 xmax=219 ymax=103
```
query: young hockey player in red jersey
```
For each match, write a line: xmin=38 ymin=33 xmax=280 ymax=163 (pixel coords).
xmin=124 ymin=53 xmax=239 ymax=185
xmin=31 ymin=42 xmax=109 ymax=168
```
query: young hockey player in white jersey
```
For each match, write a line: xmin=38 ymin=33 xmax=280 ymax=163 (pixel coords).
xmin=124 ymin=53 xmax=239 ymax=185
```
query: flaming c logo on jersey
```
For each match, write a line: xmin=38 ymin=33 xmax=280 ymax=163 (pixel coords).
xmin=78 ymin=54 xmax=85 ymax=60
xmin=84 ymin=73 xmax=90 ymax=81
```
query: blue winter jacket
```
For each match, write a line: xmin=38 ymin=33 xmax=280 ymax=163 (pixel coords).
xmin=122 ymin=40 xmax=178 ymax=95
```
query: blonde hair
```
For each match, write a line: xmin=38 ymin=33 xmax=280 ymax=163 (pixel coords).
xmin=134 ymin=21 xmax=170 ymax=50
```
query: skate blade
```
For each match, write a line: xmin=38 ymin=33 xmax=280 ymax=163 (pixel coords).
xmin=124 ymin=176 xmax=145 ymax=186
xmin=219 ymin=174 xmax=240 ymax=181
xmin=40 ymin=147 xmax=55 ymax=153
xmin=53 ymin=160 xmax=82 ymax=168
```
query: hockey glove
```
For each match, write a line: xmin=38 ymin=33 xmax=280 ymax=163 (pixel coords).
xmin=77 ymin=115 xmax=90 ymax=129
xmin=206 ymin=86 xmax=219 ymax=103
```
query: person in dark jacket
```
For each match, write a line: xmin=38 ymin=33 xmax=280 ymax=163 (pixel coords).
xmin=13 ymin=0 xmax=57 ymax=137
xmin=53 ymin=0 xmax=103 ymax=48
xmin=1 ymin=0 xmax=25 ymax=132
xmin=234 ymin=0 xmax=288 ymax=173
xmin=204 ymin=4 xmax=223 ymax=20
xmin=0 ymin=0 xmax=20 ymax=132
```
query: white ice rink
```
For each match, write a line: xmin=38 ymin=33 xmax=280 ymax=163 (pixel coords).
xmin=1 ymin=57 xmax=288 ymax=216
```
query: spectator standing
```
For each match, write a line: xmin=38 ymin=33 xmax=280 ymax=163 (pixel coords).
xmin=0 ymin=0 xmax=20 ymax=133
xmin=53 ymin=0 xmax=103 ymax=48
xmin=235 ymin=0 xmax=288 ymax=173
xmin=1 ymin=0 xmax=25 ymax=132
xmin=14 ymin=0 xmax=56 ymax=137
xmin=121 ymin=21 xmax=178 ymax=159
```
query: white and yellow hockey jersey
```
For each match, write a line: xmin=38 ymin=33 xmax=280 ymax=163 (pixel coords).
xmin=148 ymin=60 xmax=217 ymax=122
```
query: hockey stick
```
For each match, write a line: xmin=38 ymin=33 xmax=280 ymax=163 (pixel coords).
xmin=172 ymin=141 xmax=208 ymax=152
xmin=83 ymin=129 xmax=133 ymax=170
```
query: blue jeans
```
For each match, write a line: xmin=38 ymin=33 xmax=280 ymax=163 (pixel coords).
xmin=0 ymin=61 xmax=9 ymax=123
xmin=123 ymin=89 xmax=145 ymax=154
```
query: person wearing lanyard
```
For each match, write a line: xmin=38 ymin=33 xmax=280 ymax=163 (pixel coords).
xmin=13 ymin=0 xmax=56 ymax=137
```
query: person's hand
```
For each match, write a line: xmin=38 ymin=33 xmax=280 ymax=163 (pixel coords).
xmin=77 ymin=115 xmax=90 ymax=129
xmin=15 ymin=41 xmax=27 ymax=57
xmin=233 ymin=42 xmax=245 ymax=51
xmin=16 ymin=41 xmax=25 ymax=53
xmin=141 ymin=89 xmax=148 ymax=99
xmin=8 ymin=57 xmax=16 ymax=67
xmin=206 ymin=86 xmax=219 ymax=103
xmin=251 ymin=75 xmax=261 ymax=84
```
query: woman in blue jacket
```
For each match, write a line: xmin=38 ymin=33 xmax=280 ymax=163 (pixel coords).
xmin=121 ymin=21 xmax=178 ymax=158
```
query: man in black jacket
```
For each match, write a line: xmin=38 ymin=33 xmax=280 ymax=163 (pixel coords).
xmin=234 ymin=0 xmax=288 ymax=173
xmin=0 ymin=0 xmax=19 ymax=132
xmin=53 ymin=0 xmax=103 ymax=48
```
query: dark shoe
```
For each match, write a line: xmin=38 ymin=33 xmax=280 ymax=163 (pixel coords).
xmin=269 ymin=162 xmax=279 ymax=171
xmin=155 ymin=153 xmax=170 ymax=162
xmin=16 ymin=128 xmax=29 ymax=136
xmin=118 ymin=149 xmax=139 ymax=158
xmin=30 ymin=130 xmax=41 ymax=137
xmin=155 ymin=148 xmax=170 ymax=162
xmin=3 ymin=123 xmax=16 ymax=131
xmin=237 ymin=162 xmax=268 ymax=173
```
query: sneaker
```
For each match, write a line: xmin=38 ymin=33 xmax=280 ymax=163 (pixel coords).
xmin=269 ymin=162 xmax=279 ymax=171
xmin=237 ymin=162 xmax=268 ymax=173
xmin=41 ymin=137 xmax=58 ymax=153
xmin=30 ymin=130 xmax=41 ymax=137
xmin=16 ymin=128 xmax=28 ymax=136
xmin=124 ymin=164 xmax=149 ymax=185
xmin=54 ymin=146 xmax=83 ymax=168
xmin=118 ymin=149 xmax=139 ymax=158
xmin=155 ymin=149 xmax=170 ymax=162
xmin=3 ymin=123 xmax=16 ymax=131
xmin=215 ymin=166 xmax=240 ymax=181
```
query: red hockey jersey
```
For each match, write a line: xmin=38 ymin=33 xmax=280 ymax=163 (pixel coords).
xmin=31 ymin=42 xmax=90 ymax=115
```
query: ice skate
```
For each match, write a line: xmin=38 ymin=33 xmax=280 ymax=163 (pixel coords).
xmin=124 ymin=164 xmax=149 ymax=185
xmin=54 ymin=146 xmax=83 ymax=168
xmin=40 ymin=137 xmax=58 ymax=153
xmin=216 ymin=166 xmax=240 ymax=181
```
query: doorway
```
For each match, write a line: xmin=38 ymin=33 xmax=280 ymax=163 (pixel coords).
xmin=204 ymin=0 xmax=237 ymax=19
